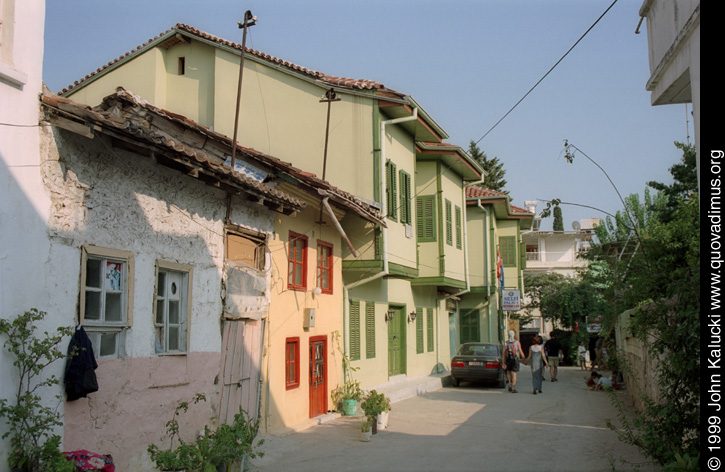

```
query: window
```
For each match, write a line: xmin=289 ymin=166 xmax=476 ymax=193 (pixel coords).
xmin=455 ymin=206 xmax=462 ymax=249
xmin=426 ymin=308 xmax=434 ymax=352
xmin=445 ymin=199 xmax=453 ymax=246
xmin=399 ymin=170 xmax=412 ymax=225
xmin=226 ymin=230 xmax=265 ymax=271
xmin=288 ymin=232 xmax=308 ymax=290
xmin=365 ymin=302 xmax=376 ymax=359
xmin=178 ymin=57 xmax=186 ymax=75
xmin=285 ymin=337 xmax=300 ymax=390
xmin=80 ymin=246 xmax=134 ymax=359
xmin=460 ymin=309 xmax=480 ymax=344
xmin=416 ymin=307 xmax=424 ymax=354
xmin=316 ymin=241 xmax=333 ymax=294
xmin=385 ymin=160 xmax=397 ymax=220
xmin=526 ymin=245 xmax=540 ymax=261
xmin=349 ymin=300 xmax=361 ymax=361
xmin=0 ymin=0 xmax=26 ymax=87
xmin=154 ymin=262 xmax=192 ymax=354
xmin=416 ymin=195 xmax=436 ymax=242
xmin=500 ymin=236 xmax=517 ymax=267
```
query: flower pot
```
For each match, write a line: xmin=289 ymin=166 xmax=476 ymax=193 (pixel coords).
xmin=377 ymin=410 xmax=389 ymax=430
xmin=360 ymin=430 xmax=372 ymax=442
xmin=342 ymin=398 xmax=358 ymax=416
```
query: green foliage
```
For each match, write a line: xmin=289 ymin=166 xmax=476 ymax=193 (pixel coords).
xmin=360 ymin=390 xmax=391 ymax=421
xmin=584 ymin=142 xmax=700 ymax=466
xmin=552 ymin=205 xmax=564 ymax=231
xmin=468 ymin=141 xmax=508 ymax=193
xmin=147 ymin=394 xmax=263 ymax=472
xmin=0 ymin=309 xmax=75 ymax=472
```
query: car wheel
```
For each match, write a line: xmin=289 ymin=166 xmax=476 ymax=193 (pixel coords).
xmin=496 ymin=378 xmax=506 ymax=389
xmin=450 ymin=376 xmax=459 ymax=387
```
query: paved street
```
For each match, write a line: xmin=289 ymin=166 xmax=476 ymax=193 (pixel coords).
xmin=248 ymin=367 xmax=657 ymax=472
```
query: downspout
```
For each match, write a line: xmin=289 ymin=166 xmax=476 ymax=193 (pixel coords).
xmin=341 ymin=106 xmax=418 ymax=381
xmin=478 ymin=201 xmax=493 ymax=342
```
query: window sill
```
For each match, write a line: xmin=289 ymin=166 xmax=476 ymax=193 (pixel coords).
xmin=0 ymin=62 xmax=27 ymax=87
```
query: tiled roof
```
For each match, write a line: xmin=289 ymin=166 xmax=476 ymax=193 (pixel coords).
xmin=61 ymin=23 xmax=405 ymax=99
xmin=466 ymin=185 xmax=533 ymax=217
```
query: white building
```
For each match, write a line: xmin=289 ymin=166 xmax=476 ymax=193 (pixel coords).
xmin=638 ymin=0 xmax=700 ymax=188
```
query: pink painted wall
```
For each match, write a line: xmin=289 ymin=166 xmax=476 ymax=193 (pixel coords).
xmin=64 ymin=352 xmax=220 ymax=471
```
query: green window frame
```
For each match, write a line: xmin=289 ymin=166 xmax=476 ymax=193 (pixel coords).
xmin=365 ymin=301 xmax=376 ymax=359
xmin=385 ymin=160 xmax=397 ymax=220
xmin=455 ymin=206 xmax=462 ymax=249
xmin=500 ymin=236 xmax=517 ymax=267
xmin=426 ymin=308 xmax=434 ymax=352
xmin=349 ymin=300 xmax=361 ymax=361
xmin=416 ymin=307 xmax=424 ymax=354
xmin=445 ymin=199 xmax=453 ymax=246
xmin=416 ymin=195 xmax=436 ymax=242
xmin=399 ymin=170 xmax=412 ymax=225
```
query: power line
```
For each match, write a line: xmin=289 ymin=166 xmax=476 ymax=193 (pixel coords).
xmin=475 ymin=0 xmax=619 ymax=145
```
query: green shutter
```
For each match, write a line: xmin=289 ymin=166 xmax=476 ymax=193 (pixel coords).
xmin=445 ymin=199 xmax=453 ymax=246
xmin=426 ymin=308 xmax=434 ymax=352
xmin=500 ymin=236 xmax=516 ymax=267
xmin=460 ymin=309 xmax=481 ymax=344
xmin=416 ymin=307 xmax=424 ymax=354
xmin=386 ymin=160 xmax=397 ymax=220
xmin=455 ymin=206 xmax=462 ymax=249
xmin=519 ymin=239 xmax=526 ymax=270
xmin=365 ymin=301 xmax=376 ymax=359
xmin=349 ymin=300 xmax=361 ymax=361
xmin=416 ymin=196 xmax=436 ymax=242
xmin=400 ymin=171 xmax=412 ymax=225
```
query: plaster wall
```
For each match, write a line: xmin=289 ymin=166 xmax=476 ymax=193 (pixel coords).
xmin=439 ymin=169 xmax=466 ymax=282
xmin=0 ymin=0 xmax=62 ymax=462
xmin=44 ymin=127 xmax=274 ymax=470
xmin=497 ymin=220 xmax=520 ymax=291
xmin=262 ymin=207 xmax=345 ymax=433
xmin=415 ymin=161 xmax=439 ymax=279
xmin=465 ymin=205 xmax=488 ymax=288
xmin=383 ymin=123 xmax=417 ymax=271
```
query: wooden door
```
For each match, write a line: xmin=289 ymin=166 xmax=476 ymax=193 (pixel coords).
xmin=387 ymin=306 xmax=405 ymax=376
xmin=218 ymin=320 xmax=261 ymax=425
xmin=309 ymin=336 xmax=327 ymax=418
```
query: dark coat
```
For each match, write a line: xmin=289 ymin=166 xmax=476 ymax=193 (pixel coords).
xmin=64 ymin=326 xmax=99 ymax=401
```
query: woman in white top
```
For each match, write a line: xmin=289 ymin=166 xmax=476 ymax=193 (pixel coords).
xmin=503 ymin=330 xmax=525 ymax=393
xmin=577 ymin=341 xmax=588 ymax=370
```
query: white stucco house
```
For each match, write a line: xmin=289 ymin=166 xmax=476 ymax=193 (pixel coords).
xmin=638 ymin=0 xmax=700 ymax=189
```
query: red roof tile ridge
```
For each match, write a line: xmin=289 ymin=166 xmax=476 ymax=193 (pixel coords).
xmin=60 ymin=23 xmax=400 ymax=97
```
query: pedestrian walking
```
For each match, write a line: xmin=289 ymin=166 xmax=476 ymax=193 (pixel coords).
xmin=544 ymin=331 xmax=563 ymax=381
xmin=577 ymin=341 xmax=588 ymax=370
xmin=524 ymin=335 xmax=548 ymax=394
xmin=502 ymin=330 xmax=525 ymax=393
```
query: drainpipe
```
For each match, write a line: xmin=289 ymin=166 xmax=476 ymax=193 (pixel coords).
xmin=478 ymin=201 xmax=493 ymax=342
xmin=340 ymin=107 xmax=418 ymax=381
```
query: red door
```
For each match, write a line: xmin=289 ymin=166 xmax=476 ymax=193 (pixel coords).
xmin=309 ymin=336 xmax=327 ymax=418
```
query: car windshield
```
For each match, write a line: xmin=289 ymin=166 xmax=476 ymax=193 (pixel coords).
xmin=458 ymin=344 xmax=498 ymax=357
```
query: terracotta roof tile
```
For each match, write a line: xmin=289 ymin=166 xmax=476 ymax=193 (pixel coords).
xmin=61 ymin=23 xmax=404 ymax=99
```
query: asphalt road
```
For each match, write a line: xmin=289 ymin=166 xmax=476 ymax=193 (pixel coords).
xmin=248 ymin=366 xmax=657 ymax=472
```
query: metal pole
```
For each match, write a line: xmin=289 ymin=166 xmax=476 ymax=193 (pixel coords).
xmin=230 ymin=10 xmax=256 ymax=169
xmin=318 ymin=88 xmax=341 ymax=223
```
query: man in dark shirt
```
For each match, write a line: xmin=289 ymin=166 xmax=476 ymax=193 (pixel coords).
xmin=544 ymin=332 xmax=563 ymax=382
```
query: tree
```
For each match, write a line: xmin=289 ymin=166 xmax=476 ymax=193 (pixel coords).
xmin=584 ymin=143 xmax=700 ymax=467
xmin=552 ymin=205 xmax=564 ymax=231
xmin=468 ymin=141 xmax=507 ymax=193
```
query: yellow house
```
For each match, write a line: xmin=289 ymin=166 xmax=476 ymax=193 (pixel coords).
xmin=462 ymin=186 xmax=534 ymax=353
xmin=60 ymin=23 xmax=489 ymax=428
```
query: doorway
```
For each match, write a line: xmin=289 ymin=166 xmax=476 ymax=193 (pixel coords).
xmin=309 ymin=336 xmax=327 ymax=418
xmin=387 ymin=305 xmax=406 ymax=376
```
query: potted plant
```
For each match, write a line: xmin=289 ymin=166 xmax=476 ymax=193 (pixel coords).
xmin=360 ymin=390 xmax=391 ymax=434
xmin=330 ymin=379 xmax=364 ymax=416
xmin=360 ymin=418 xmax=372 ymax=442
xmin=0 ymin=309 xmax=77 ymax=472
xmin=212 ymin=408 xmax=264 ymax=472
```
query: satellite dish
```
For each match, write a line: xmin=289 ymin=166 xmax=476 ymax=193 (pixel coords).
xmin=572 ymin=221 xmax=581 ymax=231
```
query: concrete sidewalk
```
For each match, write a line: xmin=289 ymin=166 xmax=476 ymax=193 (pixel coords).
xmin=248 ymin=367 xmax=657 ymax=472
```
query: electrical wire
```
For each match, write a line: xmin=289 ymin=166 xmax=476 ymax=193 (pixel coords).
xmin=475 ymin=0 xmax=619 ymax=145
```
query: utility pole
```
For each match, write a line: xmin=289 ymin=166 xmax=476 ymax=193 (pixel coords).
xmin=230 ymin=10 xmax=257 ymax=170
xmin=317 ymin=88 xmax=340 ymax=224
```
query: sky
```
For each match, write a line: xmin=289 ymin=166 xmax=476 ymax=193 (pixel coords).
xmin=43 ymin=0 xmax=691 ymax=231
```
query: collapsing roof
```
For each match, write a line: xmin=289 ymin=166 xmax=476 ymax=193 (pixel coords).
xmin=41 ymin=87 xmax=385 ymax=225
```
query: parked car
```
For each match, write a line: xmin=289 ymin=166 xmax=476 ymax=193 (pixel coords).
xmin=450 ymin=342 xmax=505 ymax=388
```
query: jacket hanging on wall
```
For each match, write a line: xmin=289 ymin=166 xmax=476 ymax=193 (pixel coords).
xmin=64 ymin=326 xmax=99 ymax=401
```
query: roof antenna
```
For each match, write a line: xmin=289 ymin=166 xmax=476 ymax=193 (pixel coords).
xmin=230 ymin=10 xmax=257 ymax=170
xmin=317 ymin=88 xmax=341 ymax=224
